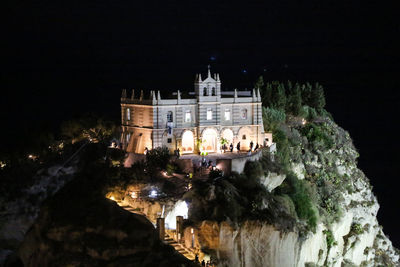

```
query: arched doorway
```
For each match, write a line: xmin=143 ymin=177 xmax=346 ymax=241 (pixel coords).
xmin=201 ymin=128 xmax=218 ymax=152
xmin=181 ymin=130 xmax=194 ymax=154
xmin=221 ymin=128 xmax=234 ymax=145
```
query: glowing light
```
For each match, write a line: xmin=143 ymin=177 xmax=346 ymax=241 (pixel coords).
xmin=302 ymin=118 xmax=307 ymax=125
xmin=165 ymin=200 xmax=189 ymax=229
xmin=28 ymin=154 xmax=37 ymax=160
xmin=131 ymin=191 xmax=137 ymax=198
xmin=191 ymin=228 xmax=194 ymax=234
xmin=110 ymin=196 xmax=115 ymax=201
xmin=0 ymin=161 xmax=6 ymax=169
xmin=150 ymin=190 xmax=157 ymax=197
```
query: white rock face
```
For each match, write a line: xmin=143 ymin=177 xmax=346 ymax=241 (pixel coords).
xmin=291 ymin=162 xmax=306 ymax=180
xmin=195 ymin=121 xmax=399 ymax=267
xmin=260 ymin=172 xmax=286 ymax=192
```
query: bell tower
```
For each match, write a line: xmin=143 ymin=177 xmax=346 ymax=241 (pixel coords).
xmin=194 ymin=66 xmax=221 ymax=101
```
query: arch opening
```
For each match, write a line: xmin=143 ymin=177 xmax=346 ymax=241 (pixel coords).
xmin=181 ymin=130 xmax=194 ymax=153
xmin=202 ymin=128 xmax=218 ymax=152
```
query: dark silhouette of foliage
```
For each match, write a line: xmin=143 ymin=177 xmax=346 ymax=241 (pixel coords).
xmin=145 ymin=146 xmax=170 ymax=173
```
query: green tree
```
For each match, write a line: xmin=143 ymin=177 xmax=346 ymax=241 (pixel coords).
xmin=254 ymin=75 xmax=264 ymax=90
xmin=260 ymin=82 xmax=273 ymax=107
xmin=301 ymin=82 xmax=313 ymax=107
xmin=287 ymin=83 xmax=302 ymax=116
xmin=271 ymin=82 xmax=286 ymax=110
xmin=309 ymin=82 xmax=326 ymax=113
xmin=146 ymin=146 xmax=170 ymax=172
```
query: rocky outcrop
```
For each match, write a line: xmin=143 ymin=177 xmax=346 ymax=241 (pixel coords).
xmin=0 ymin=163 xmax=78 ymax=265
xmin=15 ymin=178 xmax=194 ymax=267
xmin=186 ymin=119 xmax=399 ymax=266
xmin=260 ymin=172 xmax=286 ymax=192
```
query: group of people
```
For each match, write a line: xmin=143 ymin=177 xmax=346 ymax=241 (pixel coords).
xmin=194 ymin=254 xmax=214 ymax=267
xmin=222 ymin=141 xmax=260 ymax=153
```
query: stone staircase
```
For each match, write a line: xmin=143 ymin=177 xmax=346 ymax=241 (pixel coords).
xmin=116 ymin=201 xmax=197 ymax=262
xmin=164 ymin=233 xmax=196 ymax=261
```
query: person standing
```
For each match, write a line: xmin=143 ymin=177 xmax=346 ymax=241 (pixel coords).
xmin=229 ymin=143 xmax=233 ymax=152
xmin=250 ymin=141 xmax=254 ymax=151
xmin=255 ymin=143 xmax=259 ymax=151
xmin=236 ymin=142 xmax=240 ymax=153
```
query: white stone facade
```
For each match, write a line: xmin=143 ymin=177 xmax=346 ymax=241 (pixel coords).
xmin=121 ymin=69 xmax=265 ymax=154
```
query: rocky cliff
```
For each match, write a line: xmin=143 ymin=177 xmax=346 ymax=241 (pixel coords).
xmin=15 ymin=173 xmax=194 ymax=267
xmin=188 ymin=118 xmax=399 ymax=266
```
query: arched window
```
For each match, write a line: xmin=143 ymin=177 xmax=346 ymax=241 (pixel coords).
xmin=241 ymin=109 xmax=247 ymax=119
xmin=211 ymin=87 xmax=216 ymax=96
xmin=167 ymin=111 xmax=173 ymax=122
xmin=126 ymin=108 xmax=131 ymax=121
xmin=203 ymin=87 xmax=208 ymax=96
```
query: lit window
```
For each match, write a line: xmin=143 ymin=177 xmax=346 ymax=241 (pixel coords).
xmin=241 ymin=109 xmax=247 ymax=119
xmin=126 ymin=108 xmax=131 ymax=121
xmin=207 ymin=108 xmax=212 ymax=120
xmin=185 ymin=111 xmax=191 ymax=122
xmin=167 ymin=111 xmax=173 ymax=122
xmin=126 ymin=133 xmax=131 ymax=143
xmin=224 ymin=109 xmax=230 ymax=120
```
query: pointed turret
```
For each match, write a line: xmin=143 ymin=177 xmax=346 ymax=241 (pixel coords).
xmin=257 ymin=88 xmax=261 ymax=101
xmin=216 ymin=73 xmax=220 ymax=82
xmin=177 ymin=90 xmax=181 ymax=101
xmin=152 ymin=90 xmax=156 ymax=101
xmin=121 ymin=89 xmax=127 ymax=98
xmin=198 ymin=73 xmax=202 ymax=82
xmin=139 ymin=90 xmax=143 ymax=101
xmin=131 ymin=89 xmax=135 ymax=100
xmin=157 ymin=90 xmax=161 ymax=101
xmin=207 ymin=65 xmax=211 ymax=78
xmin=252 ymin=88 xmax=257 ymax=100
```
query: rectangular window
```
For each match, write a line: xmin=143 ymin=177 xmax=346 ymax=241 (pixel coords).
xmin=167 ymin=138 xmax=172 ymax=143
xmin=167 ymin=111 xmax=173 ymax=122
xmin=224 ymin=109 xmax=230 ymax=121
xmin=185 ymin=111 xmax=191 ymax=122
xmin=207 ymin=108 xmax=212 ymax=120
xmin=126 ymin=108 xmax=131 ymax=121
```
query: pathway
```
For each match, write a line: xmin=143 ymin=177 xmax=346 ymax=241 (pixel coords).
xmin=116 ymin=201 xmax=197 ymax=261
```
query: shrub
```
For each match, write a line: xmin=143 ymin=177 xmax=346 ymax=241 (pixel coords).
xmin=263 ymin=107 xmax=286 ymax=132
xmin=323 ymin=229 xmax=337 ymax=249
xmin=351 ymin=223 xmax=364 ymax=235
xmin=277 ymin=173 xmax=318 ymax=231
xmin=146 ymin=146 xmax=170 ymax=172
xmin=300 ymin=123 xmax=334 ymax=150
xmin=243 ymin=161 xmax=263 ymax=180
xmin=273 ymin=128 xmax=291 ymax=168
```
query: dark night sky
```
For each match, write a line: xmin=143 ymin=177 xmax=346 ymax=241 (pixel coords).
xmin=2 ymin=1 xmax=399 ymax=247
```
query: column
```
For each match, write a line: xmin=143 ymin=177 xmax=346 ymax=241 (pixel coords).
xmin=156 ymin=217 xmax=165 ymax=241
